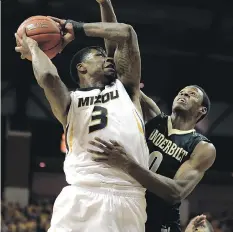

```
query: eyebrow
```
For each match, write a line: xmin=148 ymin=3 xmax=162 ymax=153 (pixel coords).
xmin=180 ymin=88 xmax=198 ymax=93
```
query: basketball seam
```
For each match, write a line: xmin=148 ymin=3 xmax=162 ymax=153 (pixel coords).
xmin=28 ymin=32 xmax=61 ymax=36
xmin=43 ymin=40 xmax=62 ymax=52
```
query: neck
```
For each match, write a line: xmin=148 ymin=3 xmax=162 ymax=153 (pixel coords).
xmin=79 ymin=78 xmax=106 ymax=88
xmin=170 ymin=112 xmax=196 ymax=131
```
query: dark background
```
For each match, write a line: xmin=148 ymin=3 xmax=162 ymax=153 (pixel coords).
xmin=1 ymin=0 xmax=233 ymax=175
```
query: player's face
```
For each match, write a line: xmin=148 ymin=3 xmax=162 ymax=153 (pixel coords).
xmin=82 ymin=49 xmax=117 ymax=85
xmin=172 ymin=86 xmax=205 ymax=118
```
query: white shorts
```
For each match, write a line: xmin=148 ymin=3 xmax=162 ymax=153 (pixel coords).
xmin=47 ymin=184 xmax=147 ymax=232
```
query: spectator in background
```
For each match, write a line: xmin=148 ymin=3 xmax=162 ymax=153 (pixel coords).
xmin=2 ymin=200 xmax=233 ymax=232
xmin=1 ymin=200 xmax=52 ymax=232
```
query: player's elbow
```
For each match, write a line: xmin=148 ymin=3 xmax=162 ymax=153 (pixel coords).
xmin=169 ymin=185 xmax=183 ymax=204
xmin=171 ymin=192 xmax=182 ymax=204
xmin=118 ymin=24 xmax=137 ymax=40
xmin=38 ymin=72 xmax=60 ymax=89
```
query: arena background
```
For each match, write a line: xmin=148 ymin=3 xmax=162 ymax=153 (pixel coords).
xmin=1 ymin=0 xmax=233 ymax=231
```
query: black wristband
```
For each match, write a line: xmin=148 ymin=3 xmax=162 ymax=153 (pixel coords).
xmin=64 ymin=19 xmax=85 ymax=39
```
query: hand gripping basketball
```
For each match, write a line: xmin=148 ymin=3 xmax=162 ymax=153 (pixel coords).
xmin=15 ymin=28 xmax=38 ymax=60
xmin=48 ymin=16 xmax=75 ymax=51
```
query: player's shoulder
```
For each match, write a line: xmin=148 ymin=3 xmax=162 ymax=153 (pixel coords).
xmin=146 ymin=112 xmax=168 ymax=125
xmin=187 ymin=131 xmax=212 ymax=153
xmin=192 ymin=131 xmax=210 ymax=143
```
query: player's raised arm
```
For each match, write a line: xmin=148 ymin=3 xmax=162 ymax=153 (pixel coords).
xmin=83 ymin=22 xmax=141 ymax=98
xmin=15 ymin=30 xmax=70 ymax=128
xmin=97 ymin=0 xmax=118 ymax=57
xmin=50 ymin=17 xmax=141 ymax=98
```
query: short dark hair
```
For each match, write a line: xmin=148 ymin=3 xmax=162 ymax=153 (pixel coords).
xmin=192 ymin=85 xmax=211 ymax=122
xmin=70 ymin=46 xmax=106 ymax=83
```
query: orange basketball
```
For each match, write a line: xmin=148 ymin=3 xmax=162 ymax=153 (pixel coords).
xmin=17 ymin=16 xmax=62 ymax=59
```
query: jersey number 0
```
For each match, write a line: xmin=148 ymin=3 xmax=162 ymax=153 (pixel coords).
xmin=149 ymin=151 xmax=163 ymax=172
xmin=89 ymin=106 xmax=108 ymax=133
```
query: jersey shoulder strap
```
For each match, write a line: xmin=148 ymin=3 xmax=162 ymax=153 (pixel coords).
xmin=146 ymin=112 xmax=167 ymax=128
xmin=187 ymin=132 xmax=211 ymax=153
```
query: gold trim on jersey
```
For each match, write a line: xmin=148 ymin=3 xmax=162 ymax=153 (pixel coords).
xmin=68 ymin=123 xmax=74 ymax=152
xmin=167 ymin=116 xmax=195 ymax=136
xmin=134 ymin=111 xmax=144 ymax=134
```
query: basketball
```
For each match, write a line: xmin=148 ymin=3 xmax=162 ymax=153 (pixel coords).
xmin=17 ymin=16 xmax=62 ymax=60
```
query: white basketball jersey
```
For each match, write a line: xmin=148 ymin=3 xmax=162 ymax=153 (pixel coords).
xmin=64 ymin=79 xmax=149 ymax=188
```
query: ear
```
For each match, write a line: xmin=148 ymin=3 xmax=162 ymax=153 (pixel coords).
xmin=77 ymin=63 xmax=87 ymax=74
xmin=200 ymin=106 xmax=207 ymax=115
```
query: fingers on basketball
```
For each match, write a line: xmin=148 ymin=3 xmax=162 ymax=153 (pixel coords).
xmin=47 ymin=16 xmax=65 ymax=25
xmin=22 ymin=27 xmax=28 ymax=39
xmin=15 ymin=46 xmax=22 ymax=53
xmin=15 ymin=33 xmax=22 ymax=45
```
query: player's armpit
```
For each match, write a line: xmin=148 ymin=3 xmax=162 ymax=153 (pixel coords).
xmin=30 ymin=45 xmax=71 ymax=127
xmin=140 ymin=91 xmax=161 ymax=121
xmin=173 ymin=141 xmax=216 ymax=201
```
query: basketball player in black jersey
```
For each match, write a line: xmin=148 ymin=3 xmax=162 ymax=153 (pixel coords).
xmin=86 ymin=1 xmax=216 ymax=231
xmin=88 ymin=85 xmax=216 ymax=232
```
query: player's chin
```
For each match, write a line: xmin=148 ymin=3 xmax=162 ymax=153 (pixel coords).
xmin=173 ymin=103 xmax=188 ymax=111
xmin=104 ymin=71 xmax=117 ymax=84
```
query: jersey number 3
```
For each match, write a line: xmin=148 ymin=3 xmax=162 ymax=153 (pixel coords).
xmin=149 ymin=151 xmax=163 ymax=172
xmin=89 ymin=106 xmax=108 ymax=133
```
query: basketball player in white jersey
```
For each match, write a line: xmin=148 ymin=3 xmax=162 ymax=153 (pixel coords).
xmin=15 ymin=6 xmax=148 ymax=232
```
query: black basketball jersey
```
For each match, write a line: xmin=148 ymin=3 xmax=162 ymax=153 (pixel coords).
xmin=145 ymin=113 xmax=210 ymax=232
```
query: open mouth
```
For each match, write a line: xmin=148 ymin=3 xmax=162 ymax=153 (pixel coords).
xmin=104 ymin=63 xmax=115 ymax=70
xmin=177 ymin=98 xmax=186 ymax=104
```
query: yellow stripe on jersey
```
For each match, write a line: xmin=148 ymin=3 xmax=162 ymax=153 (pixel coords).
xmin=69 ymin=123 xmax=74 ymax=152
xmin=134 ymin=111 xmax=144 ymax=134
xmin=65 ymin=123 xmax=74 ymax=153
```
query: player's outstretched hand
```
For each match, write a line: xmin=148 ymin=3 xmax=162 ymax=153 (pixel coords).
xmin=48 ymin=16 xmax=75 ymax=52
xmin=185 ymin=215 xmax=206 ymax=232
xmin=15 ymin=27 xmax=38 ymax=60
xmin=88 ymin=137 xmax=133 ymax=172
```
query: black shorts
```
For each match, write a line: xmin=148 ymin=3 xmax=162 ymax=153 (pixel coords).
xmin=146 ymin=222 xmax=181 ymax=232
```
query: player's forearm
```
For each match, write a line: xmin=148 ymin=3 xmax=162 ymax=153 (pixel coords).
xmin=128 ymin=161 xmax=182 ymax=204
xmin=99 ymin=0 xmax=117 ymax=24
xmin=99 ymin=0 xmax=118 ymax=56
xmin=29 ymin=45 xmax=60 ymax=87
xmin=83 ymin=22 xmax=132 ymax=42
xmin=29 ymin=45 xmax=70 ymax=126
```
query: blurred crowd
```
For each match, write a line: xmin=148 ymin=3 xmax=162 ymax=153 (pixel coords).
xmin=1 ymin=200 xmax=53 ymax=232
xmin=1 ymin=199 xmax=233 ymax=232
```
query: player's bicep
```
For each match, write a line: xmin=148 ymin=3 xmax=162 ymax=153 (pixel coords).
xmin=174 ymin=142 xmax=216 ymax=199
xmin=42 ymin=75 xmax=71 ymax=127
xmin=114 ymin=26 xmax=141 ymax=94
xmin=174 ymin=161 xmax=204 ymax=199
